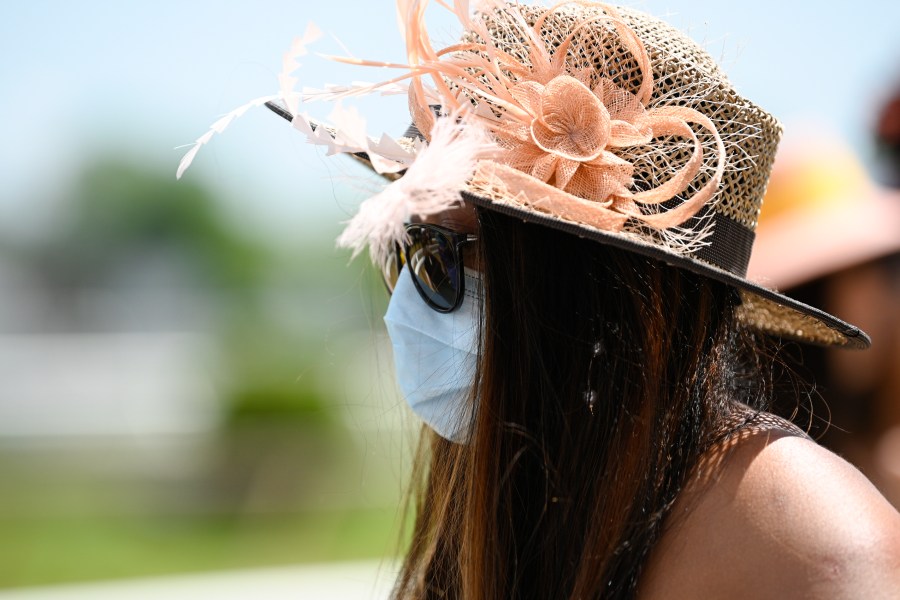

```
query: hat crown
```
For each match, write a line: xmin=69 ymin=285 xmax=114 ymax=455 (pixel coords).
xmin=447 ymin=3 xmax=782 ymax=277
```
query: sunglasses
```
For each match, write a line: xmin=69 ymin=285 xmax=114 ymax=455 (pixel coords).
xmin=382 ymin=223 xmax=478 ymax=313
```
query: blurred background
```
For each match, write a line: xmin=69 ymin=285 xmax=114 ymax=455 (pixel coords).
xmin=1 ymin=0 xmax=899 ymax=597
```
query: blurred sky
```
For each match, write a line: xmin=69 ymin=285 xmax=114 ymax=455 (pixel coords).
xmin=2 ymin=0 xmax=899 ymax=243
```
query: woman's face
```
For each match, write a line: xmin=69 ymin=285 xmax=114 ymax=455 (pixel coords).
xmin=384 ymin=200 xmax=483 ymax=443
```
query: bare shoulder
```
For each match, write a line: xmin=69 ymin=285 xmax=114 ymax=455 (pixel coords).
xmin=639 ymin=413 xmax=900 ymax=600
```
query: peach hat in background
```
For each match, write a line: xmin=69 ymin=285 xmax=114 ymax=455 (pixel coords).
xmin=747 ymin=133 xmax=900 ymax=290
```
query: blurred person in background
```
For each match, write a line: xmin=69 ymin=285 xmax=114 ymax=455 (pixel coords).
xmin=748 ymin=87 xmax=900 ymax=508
xmin=181 ymin=1 xmax=900 ymax=598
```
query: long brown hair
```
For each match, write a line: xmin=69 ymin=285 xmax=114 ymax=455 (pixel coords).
xmin=393 ymin=208 xmax=771 ymax=599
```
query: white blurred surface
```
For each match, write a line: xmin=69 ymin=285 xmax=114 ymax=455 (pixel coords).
xmin=0 ymin=561 xmax=397 ymax=600
xmin=0 ymin=333 xmax=217 ymax=438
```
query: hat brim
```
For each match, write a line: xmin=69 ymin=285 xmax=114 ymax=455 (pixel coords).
xmin=264 ymin=101 xmax=870 ymax=350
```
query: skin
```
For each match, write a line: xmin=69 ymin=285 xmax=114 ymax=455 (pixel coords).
xmin=428 ymin=203 xmax=900 ymax=597
xmin=639 ymin=424 xmax=900 ymax=599
xmin=417 ymin=202 xmax=480 ymax=234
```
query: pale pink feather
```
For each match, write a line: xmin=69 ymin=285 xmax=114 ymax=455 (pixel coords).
xmin=336 ymin=113 xmax=497 ymax=264
xmin=176 ymin=94 xmax=278 ymax=179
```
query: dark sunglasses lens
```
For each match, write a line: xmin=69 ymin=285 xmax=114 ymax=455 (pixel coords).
xmin=382 ymin=244 xmax=402 ymax=293
xmin=406 ymin=226 xmax=460 ymax=311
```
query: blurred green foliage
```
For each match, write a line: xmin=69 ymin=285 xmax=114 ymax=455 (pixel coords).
xmin=0 ymin=509 xmax=403 ymax=587
xmin=0 ymin=158 xmax=410 ymax=588
xmin=35 ymin=160 xmax=271 ymax=290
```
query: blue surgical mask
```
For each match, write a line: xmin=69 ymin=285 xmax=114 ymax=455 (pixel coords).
xmin=383 ymin=266 xmax=481 ymax=443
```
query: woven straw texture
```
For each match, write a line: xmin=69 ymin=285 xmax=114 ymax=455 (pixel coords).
xmin=736 ymin=292 xmax=846 ymax=347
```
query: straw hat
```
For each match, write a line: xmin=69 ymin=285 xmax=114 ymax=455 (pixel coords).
xmin=747 ymin=135 xmax=900 ymax=290
xmin=179 ymin=0 xmax=870 ymax=349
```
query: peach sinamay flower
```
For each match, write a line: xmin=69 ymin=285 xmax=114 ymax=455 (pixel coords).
xmin=501 ymin=75 xmax=651 ymax=215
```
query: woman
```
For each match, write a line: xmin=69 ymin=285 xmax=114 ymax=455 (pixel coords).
xmin=180 ymin=1 xmax=900 ymax=597
xmin=386 ymin=206 xmax=900 ymax=599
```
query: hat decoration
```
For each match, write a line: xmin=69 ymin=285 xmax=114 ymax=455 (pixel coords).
xmin=178 ymin=0 xmax=871 ymax=349
xmin=179 ymin=0 xmax=724 ymax=264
